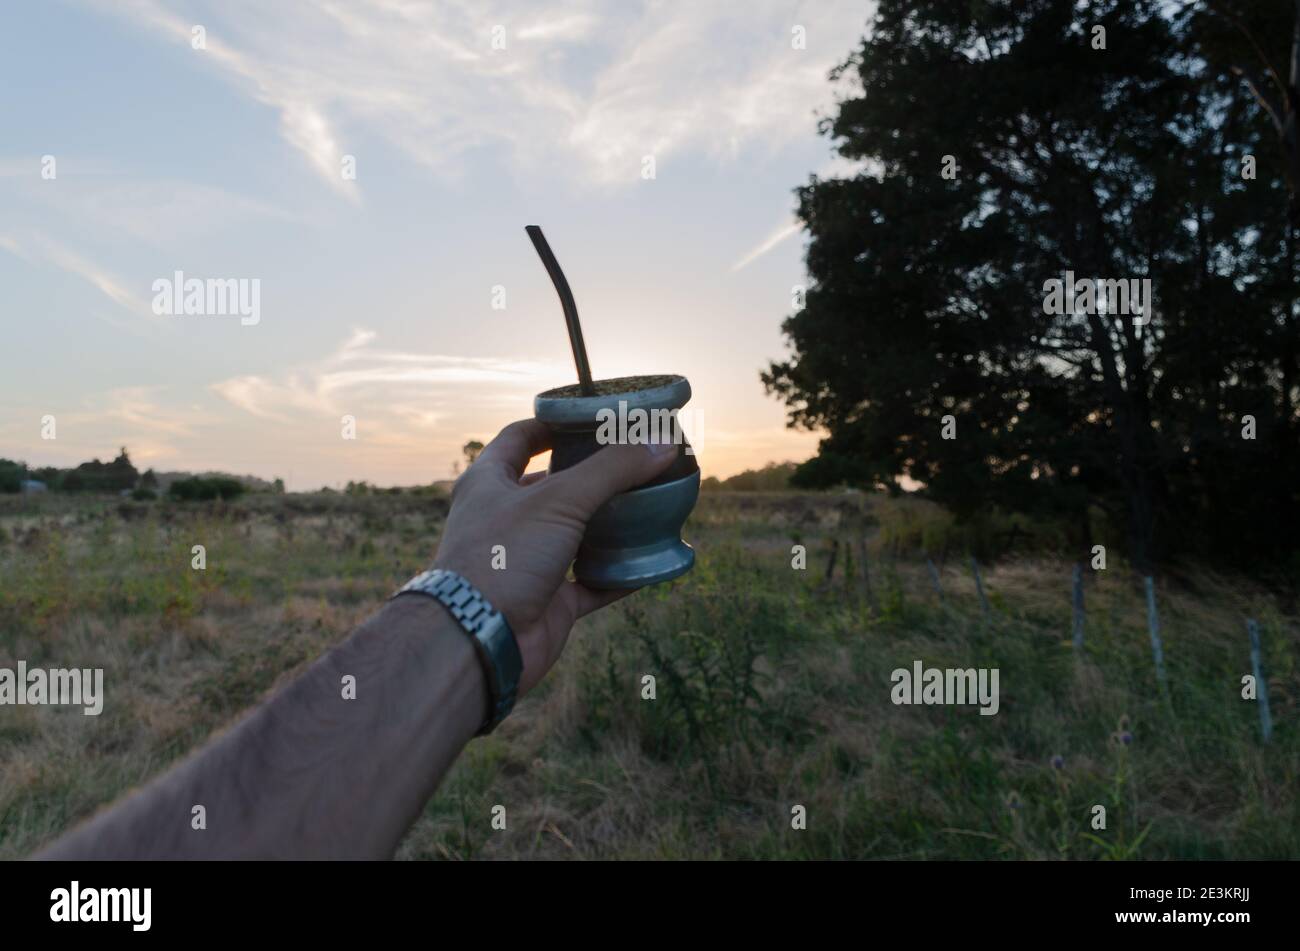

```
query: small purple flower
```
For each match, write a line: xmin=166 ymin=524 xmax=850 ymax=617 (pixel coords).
xmin=1120 ymin=731 xmax=1133 ymax=746
xmin=1005 ymin=791 xmax=1022 ymax=811
xmin=1050 ymin=754 xmax=1065 ymax=770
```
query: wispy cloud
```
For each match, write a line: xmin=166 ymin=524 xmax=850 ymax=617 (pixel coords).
xmin=69 ymin=386 xmax=204 ymax=439
xmin=731 ymin=221 xmax=801 ymax=272
xmin=81 ymin=0 xmax=360 ymax=203
xmin=0 ymin=231 xmax=155 ymax=334
xmin=81 ymin=0 xmax=873 ymax=191
xmin=730 ymin=155 xmax=872 ymax=271
xmin=212 ymin=328 xmax=565 ymax=423
xmin=516 ymin=14 xmax=597 ymax=42
xmin=0 ymin=386 xmax=220 ymax=467
xmin=41 ymin=180 xmax=301 ymax=246
xmin=36 ymin=240 xmax=145 ymax=313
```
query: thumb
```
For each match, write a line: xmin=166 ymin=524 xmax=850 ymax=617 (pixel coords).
xmin=548 ymin=441 xmax=680 ymax=519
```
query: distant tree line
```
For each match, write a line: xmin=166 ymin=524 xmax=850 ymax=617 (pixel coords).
xmin=0 ymin=448 xmax=141 ymax=493
xmin=0 ymin=448 xmax=262 ymax=502
xmin=701 ymin=461 xmax=798 ymax=492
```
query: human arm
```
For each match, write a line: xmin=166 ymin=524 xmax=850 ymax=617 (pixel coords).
xmin=36 ymin=419 xmax=677 ymax=859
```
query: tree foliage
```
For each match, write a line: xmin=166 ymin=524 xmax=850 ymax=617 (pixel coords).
xmin=764 ymin=0 xmax=1300 ymax=571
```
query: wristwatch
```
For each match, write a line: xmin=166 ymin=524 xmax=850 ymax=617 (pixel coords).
xmin=391 ymin=568 xmax=523 ymax=735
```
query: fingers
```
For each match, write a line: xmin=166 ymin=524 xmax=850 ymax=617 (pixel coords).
xmin=517 ymin=470 xmax=547 ymax=487
xmin=474 ymin=419 xmax=552 ymax=480
xmin=545 ymin=442 xmax=678 ymax=519
xmin=520 ymin=582 xmax=636 ymax=696
xmin=572 ymin=583 xmax=632 ymax=619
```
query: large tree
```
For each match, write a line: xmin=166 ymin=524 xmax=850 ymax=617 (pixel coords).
xmin=765 ymin=0 xmax=1300 ymax=572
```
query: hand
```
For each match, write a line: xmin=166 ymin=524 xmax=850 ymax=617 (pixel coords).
xmin=432 ymin=418 xmax=678 ymax=695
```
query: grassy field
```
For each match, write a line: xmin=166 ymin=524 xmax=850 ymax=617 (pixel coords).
xmin=1 ymin=489 xmax=1296 ymax=859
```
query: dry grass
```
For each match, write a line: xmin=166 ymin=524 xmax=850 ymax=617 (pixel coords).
xmin=1 ymin=490 xmax=1296 ymax=859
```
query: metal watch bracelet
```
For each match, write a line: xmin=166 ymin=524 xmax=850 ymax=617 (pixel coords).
xmin=391 ymin=568 xmax=522 ymax=735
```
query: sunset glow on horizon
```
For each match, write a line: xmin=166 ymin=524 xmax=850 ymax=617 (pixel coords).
xmin=0 ymin=2 xmax=878 ymax=489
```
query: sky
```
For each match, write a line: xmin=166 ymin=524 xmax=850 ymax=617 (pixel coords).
xmin=0 ymin=0 xmax=875 ymax=490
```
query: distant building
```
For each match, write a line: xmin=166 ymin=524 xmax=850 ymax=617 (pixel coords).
xmin=20 ymin=479 xmax=47 ymax=493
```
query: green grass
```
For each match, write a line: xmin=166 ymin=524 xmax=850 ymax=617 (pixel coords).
xmin=0 ymin=490 xmax=1295 ymax=859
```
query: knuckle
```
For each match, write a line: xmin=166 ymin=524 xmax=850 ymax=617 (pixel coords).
xmin=498 ymin=419 xmax=533 ymax=444
xmin=536 ymin=470 xmax=596 ymax=520
xmin=450 ymin=469 xmax=477 ymax=505
xmin=530 ymin=468 xmax=568 ymax=502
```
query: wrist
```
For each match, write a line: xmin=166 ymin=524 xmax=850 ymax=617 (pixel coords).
xmin=375 ymin=596 xmax=487 ymax=744
xmin=391 ymin=568 xmax=523 ymax=735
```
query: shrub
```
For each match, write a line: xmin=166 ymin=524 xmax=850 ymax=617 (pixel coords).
xmin=168 ymin=477 xmax=246 ymax=502
xmin=0 ymin=461 xmax=22 ymax=494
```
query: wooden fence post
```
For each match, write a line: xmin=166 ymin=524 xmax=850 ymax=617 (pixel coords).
xmin=971 ymin=556 xmax=991 ymax=618
xmin=1071 ymin=563 xmax=1085 ymax=649
xmin=1144 ymin=576 xmax=1166 ymax=685
xmin=857 ymin=530 xmax=878 ymax=613
xmin=860 ymin=534 xmax=873 ymax=601
xmin=1247 ymin=619 xmax=1273 ymax=744
xmin=823 ymin=539 xmax=839 ymax=585
xmin=925 ymin=556 xmax=944 ymax=601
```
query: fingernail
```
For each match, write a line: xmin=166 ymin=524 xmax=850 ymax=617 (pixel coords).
xmin=646 ymin=441 xmax=677 ymax=458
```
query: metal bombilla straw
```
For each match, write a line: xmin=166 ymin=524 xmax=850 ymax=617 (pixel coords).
xmin=525 ymin=225 xmax=595 ymax=396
